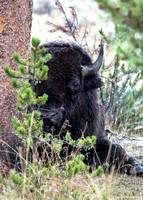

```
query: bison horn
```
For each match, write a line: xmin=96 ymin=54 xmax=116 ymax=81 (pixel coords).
xmin=82 ymin=44 xmax=104 ymax=77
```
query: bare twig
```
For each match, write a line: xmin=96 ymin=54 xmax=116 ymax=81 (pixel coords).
xmin=46 ymin=0 xmax=98 ymax=54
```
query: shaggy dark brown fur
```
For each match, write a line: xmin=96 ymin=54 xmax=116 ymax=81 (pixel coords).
xmin=35 ymin=41 xmax=143 ymax=175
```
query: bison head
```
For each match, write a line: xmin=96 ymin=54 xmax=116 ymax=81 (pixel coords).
xmin=35 ymin=42 xmax=104 ymax=140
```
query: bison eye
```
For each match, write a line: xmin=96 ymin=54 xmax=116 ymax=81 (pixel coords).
xmin=67 ymin=79 xmax=80 ymax=94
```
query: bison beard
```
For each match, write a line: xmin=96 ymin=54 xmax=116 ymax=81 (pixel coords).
xmin=35 ymin=41 xmax=143 ymax=175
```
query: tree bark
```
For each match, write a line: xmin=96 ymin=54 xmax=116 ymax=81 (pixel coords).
xmin=0 ymin=0 xmax=33 ymax=171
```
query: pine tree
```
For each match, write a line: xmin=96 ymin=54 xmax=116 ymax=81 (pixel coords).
xmin=4 ymin=37 xmax=51 ymax=147
xmin=0 ymin=1 xmax=32 ymax=167
xmin=94 ymin=0 xmax=143 ymax=134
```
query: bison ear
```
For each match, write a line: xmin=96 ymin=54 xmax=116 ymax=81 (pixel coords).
xmin=83 ymin=74 xmax=103 ymax=91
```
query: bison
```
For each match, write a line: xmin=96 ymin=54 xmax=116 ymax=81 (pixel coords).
xmin=34 ymin=41 xmax=143 ymax=176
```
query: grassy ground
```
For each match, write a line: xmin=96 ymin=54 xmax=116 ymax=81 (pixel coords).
xmin=0 ymin=172 xmax=143 ymax=200
xmin=0 ymin=132 xmax=143 ymax=200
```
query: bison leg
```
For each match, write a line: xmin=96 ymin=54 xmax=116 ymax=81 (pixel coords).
xmin=95 ymin=137 xmax=143 ymax=175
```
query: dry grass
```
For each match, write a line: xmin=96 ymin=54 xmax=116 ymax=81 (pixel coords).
xmin=0 ymin=133 xmax=143 ymax=200
xmin=0 ymin=167 xmax=143 ymax=200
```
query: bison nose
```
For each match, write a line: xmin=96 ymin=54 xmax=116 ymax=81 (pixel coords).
xmin=60 ymin=106 xmax=64 ymax=111
xmin=39 ymin=106 xmax=65 ymax=133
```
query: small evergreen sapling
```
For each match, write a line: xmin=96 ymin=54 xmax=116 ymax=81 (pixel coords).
xmin=4 ymin=37 xmax=52 ymax=147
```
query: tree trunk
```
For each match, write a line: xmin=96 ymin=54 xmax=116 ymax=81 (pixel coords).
xmin=0 ymin=0 xmax=33 ymax=172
